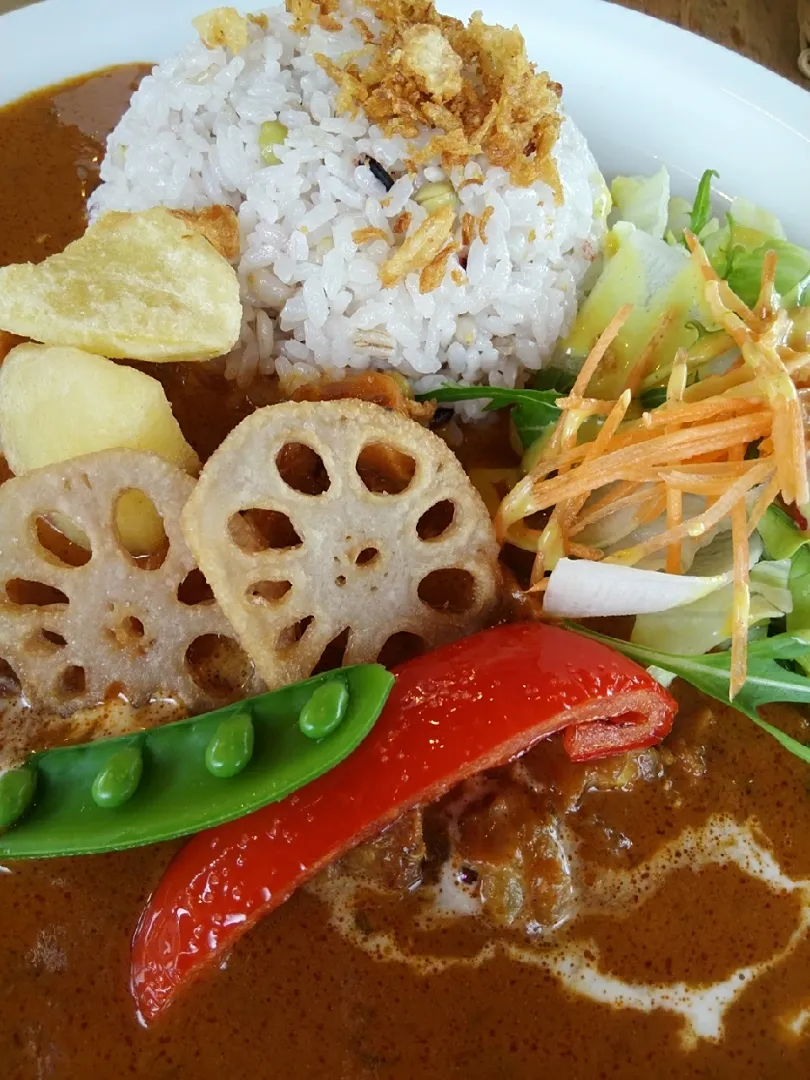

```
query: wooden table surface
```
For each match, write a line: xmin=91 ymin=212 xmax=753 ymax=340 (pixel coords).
xmin=0 ymin=0 xmax=807 ymax=84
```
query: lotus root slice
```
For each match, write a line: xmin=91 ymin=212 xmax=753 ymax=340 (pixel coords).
xmin=0 ymin=449 xmax=262 ymax=718
xmin=182 ymin=399 xmax=500 ymax=688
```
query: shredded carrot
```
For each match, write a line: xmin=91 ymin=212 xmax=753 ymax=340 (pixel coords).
xmin=665 ymin=347 xmax=688 ymax=404
xmin=570 ymin=484 xmax=655 ymax=535
xmin=641 ymin=397 xmax=761 ymax=431
xmin=526 ymin=578 xmax=549 ymax=594
xmin=664 ymin=348 xmax=687 ymax=572
xmin=682 ymin=366 xmax=758 ymax=403
xmin=551 ymin=396 xmax=616 ymax=415
xmin=569 ymin=304 xmax=633 ymax=399
xmin=511 ymin=404 xmax=769 ymax=495
xmin=754 ymin=249 xmax=779 ymax=320
xmin=604 ymin=460 xmax=774 ymax=568
xmin=636 ymin=491 xmax=669 ymax=527
xmin=665 ymin=484 xmax=683 ymax=574
xmin=657 ymin=465 xmax=759 ymax=494
xmin=567 ymin=542 xmax=604 ymax=560
xmin=524 ymin=413 xmax=771 ymax=514
xmin=786 ymin=354 xmax=810 ymax=378
xmin=746 ymin=472 xmax=782 ymax=537
xmin=658 ymin=461 xmax=757 ymax=478
xmin=729 ymin=490 xmax=750 ymax=701
xmin=622 ymin=312 xmax=677 ymax=396
xmin=575 ymin=479 xmax=644 ymax=519
xmin=553 ymin=390 xmax=632 ymax=558
xmin=685 ymin=235 xmax=757 ymax=325
xmin=644 ymin=332 xmax=735 ymax=391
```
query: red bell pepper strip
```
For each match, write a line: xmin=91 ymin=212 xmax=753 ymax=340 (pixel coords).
xmin=131 ymin=622 xmax=676 ymax=1023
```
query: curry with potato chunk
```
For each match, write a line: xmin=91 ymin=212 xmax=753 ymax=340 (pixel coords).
xmin=3 ymin=34 xmax=810 ymax=1080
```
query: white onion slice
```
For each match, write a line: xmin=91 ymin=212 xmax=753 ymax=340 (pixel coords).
xmin=543 ymin=532 xmax=763 ymax=619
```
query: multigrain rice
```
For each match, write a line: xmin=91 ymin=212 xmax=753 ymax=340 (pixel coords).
xmin=90 ymin=3 xmax=608 ymax=405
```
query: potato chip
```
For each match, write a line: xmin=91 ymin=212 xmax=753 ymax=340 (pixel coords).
xmin=182 ymin=399 xmax=500 ymax=689
xmin=0 ymin=450 xmax=261 ymax=717
xmin=0 ymin=208 xmax=242 ymax=363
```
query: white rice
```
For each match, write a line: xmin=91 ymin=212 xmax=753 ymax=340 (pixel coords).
xmin=90 ymin=3 xmax=607 ymax=404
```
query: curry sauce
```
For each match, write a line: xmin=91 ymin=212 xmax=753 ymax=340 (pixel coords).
xmin=1 ymin=70 xmax=810 ymax=1080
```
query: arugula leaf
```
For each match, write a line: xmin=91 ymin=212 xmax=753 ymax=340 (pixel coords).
xmin=787 ymin=547 xmax=810 ymax=674
xmin=688 ymin=169 xmax=719 ymax=238
xmin=685 ymin=319 xmax=711 ymax=338
xmin=640 ymin=387 xmax=667 ymax=410
xmin=533 ymin=367 xmax=576 ymax=395
xmin=415 ymin=384 xmax=561 ymax=449
xmin=566 ymin=623 xmax=810 ymax=763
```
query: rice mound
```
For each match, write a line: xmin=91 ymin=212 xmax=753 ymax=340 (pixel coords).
xmin=90 ymin=2 xmax=607 ymax=400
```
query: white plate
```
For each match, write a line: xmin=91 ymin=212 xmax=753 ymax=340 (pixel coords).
xmin=2 ymin=0 xmax=809 ymax=244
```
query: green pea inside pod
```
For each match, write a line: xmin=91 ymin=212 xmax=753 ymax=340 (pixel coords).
xmin=205 ymin=709 xmax=255 ymax=778
xmin=299 ymin=679 xmax=349 ymax=740
xmin=91 ymin=745 xmax=144 ymax=809
xmin=0 ymin=766 xmax=36 ymax=828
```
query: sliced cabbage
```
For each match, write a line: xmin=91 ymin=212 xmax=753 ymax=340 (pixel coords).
xmin=665 ymin=196 xmax=692 ymax=245
xmin=577 ymin=488 xmax=713 ymax=572
xmin=690 ymin=529 xmax=764 ymax=578
xmin=631 ymin=584 xmax=785 ymax=656
xmin=749 ymin=559 xmax=793 ymax=613
xmin=577 ymin=486 xmax=767 ymax=574
xmin=610 ymin=168 xmax=670 ymax=238
xmin=556 ymin=222 xmax=713 ymax=398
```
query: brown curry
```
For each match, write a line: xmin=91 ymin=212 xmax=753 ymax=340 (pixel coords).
xmin=2 ymin=67 xmax=810 ymax=1080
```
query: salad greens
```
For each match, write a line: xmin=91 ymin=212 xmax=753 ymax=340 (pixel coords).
xmin=688 ymin=168 xmax=720 ymax=239
xmin=759 ymin=504 xmax=810 ymax=561
xmin=787 ymin=548 xmax=810 ymax=676
xmin=532 ymin=366 xmax=576 ymax=395
xmin=422 ymin=164 xmax=810 ymax=770
xmin=631 ymin=583 xmax=783 ymax=657
xmin=557 ymin=190 xmax=728 ymax=398
xmin=569 ymin=624 xmax=810 ymax=764
xmin=416 ymin=383 xmax=562 ymax=449
xmin=670 ymin=170 xmax=810 ymax=306
xmin=725 ymin=235 xmax=810 ymax=308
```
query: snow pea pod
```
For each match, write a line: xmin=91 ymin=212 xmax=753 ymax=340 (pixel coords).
xmin=0 ymin=664 xmax=393 ymax=860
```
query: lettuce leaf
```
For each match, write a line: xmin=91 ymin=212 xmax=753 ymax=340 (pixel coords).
xmin=610 ymin=167 xmax=670 ymax=238
xmin=758 ymin=504 xmax=810 ymax=560
xmin=631 ymin=552 xmax=787 ymax=658
xmin=726 ymin=236 xmax=810 ymax=308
